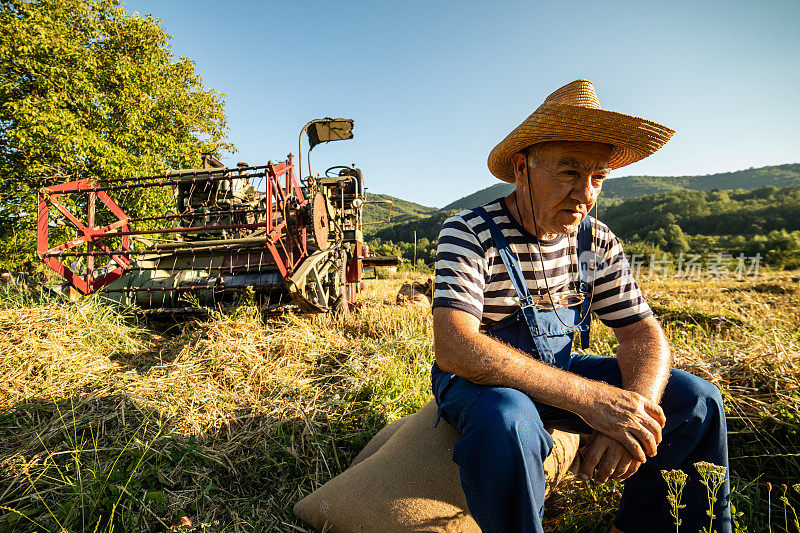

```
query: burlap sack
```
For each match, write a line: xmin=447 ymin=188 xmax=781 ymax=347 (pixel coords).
xmin=351 ymin=415 xmax=409 ymax=466
xmin=294 ymin=399 xmax=580 ymax=533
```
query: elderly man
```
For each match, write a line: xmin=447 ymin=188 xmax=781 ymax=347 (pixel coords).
xmin=431 ymin=80 xmax=730 ymax=532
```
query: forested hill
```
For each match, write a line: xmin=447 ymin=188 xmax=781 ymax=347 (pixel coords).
xmin=603 ymin=186 xmax=800 ymax=241
xmin=601 ymin=185 xmax=800 ymax=267
xmin=442 ymin=163 xmax=800 ymax=211
xmin=362 ymin=193 xmax=437 ymax=236
xmin=370 ymin=209 xmax=458 ymax=244
xmin=441 ymin=183 xmax=514 ymax=211
xmin=601 ymin=163 xmax=800 ymax=203
xmin=373 ymin=186 xmax=800 ymax=245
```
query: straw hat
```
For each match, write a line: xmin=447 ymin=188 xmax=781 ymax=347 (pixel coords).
xmin=487 ymin=79 xmax=675 ymax=183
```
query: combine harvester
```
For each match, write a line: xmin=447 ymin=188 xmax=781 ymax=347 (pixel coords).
xmin=36 ymin=118 xmax=397 ymax=315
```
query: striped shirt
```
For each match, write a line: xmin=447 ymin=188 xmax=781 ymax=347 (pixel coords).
xmin=433 ymin=197 xmax=652 ymax=330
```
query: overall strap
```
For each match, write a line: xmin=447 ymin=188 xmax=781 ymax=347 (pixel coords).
xmin=472 ymin=206 xmax=561 ymax=365
xmin=472 ymin=206 xmax=533 ymax=305
xmin=577 ymin=216 xmax=593 ymax=349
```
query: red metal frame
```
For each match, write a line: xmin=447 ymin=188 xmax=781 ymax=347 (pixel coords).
xmin=346 ymin=240 xmax=366 ymax=303
xmin=37 ymin=156 xmax=309 ymax=294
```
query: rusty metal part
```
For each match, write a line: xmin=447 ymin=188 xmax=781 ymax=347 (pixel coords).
xmin=362 ymin=255 xmax=402 ymax=267
xmin=297 ymin=118 xmax=354 ymax=182
xmin=311 ymin=193 xmax=330 ymax=250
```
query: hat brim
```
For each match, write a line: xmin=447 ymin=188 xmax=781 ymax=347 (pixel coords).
xmin=487 ymin=103 xmax=675 ymax=183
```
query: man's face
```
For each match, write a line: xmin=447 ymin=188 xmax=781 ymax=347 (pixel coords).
xmin=512 ymin=141 xmax=613 ymax=236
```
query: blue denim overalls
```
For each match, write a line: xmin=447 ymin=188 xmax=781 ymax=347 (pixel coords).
xmin=431 ymin=207 xmax=731 ymax=533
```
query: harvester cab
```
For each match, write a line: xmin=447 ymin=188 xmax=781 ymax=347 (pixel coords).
xmin=36 ymin=118 xmax=371 ymax=315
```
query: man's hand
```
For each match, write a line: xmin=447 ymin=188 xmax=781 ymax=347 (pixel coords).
xmin=579 ymin=431 xmax=642 ymax=483
xmin=577 ymin=382 xmax=666 ymax=463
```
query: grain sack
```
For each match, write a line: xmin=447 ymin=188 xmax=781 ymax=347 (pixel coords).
xmin=294 ymin=398 xmax=579 ymax=533
xmin=351 ymin=415 xmax=409 ymax=466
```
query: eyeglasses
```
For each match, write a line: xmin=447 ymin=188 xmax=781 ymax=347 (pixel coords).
xmin=520 ymin=290 xmax=585 ymax=310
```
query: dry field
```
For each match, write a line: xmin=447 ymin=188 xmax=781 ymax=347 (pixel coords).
xmin=1 ymin=271 xmax=799 ymax=532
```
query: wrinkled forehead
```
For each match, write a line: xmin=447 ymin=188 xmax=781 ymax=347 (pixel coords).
xmin=528 ymin=141 xmax=613 ymax=173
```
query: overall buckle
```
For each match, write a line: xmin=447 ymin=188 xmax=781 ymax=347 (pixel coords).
xmin=519 ymin=295 xmax=538 ymax=309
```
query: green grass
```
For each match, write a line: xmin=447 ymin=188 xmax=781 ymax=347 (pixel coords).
xmin=1 ymin=272 xmax=799 ymax=531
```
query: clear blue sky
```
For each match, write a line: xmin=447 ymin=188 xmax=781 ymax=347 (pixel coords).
xmin=124 ymin=0 xmax=799 ymax=208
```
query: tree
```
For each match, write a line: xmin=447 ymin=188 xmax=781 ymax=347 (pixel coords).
xmin=0 ymin=0 xmax=234 ymax=265
xmin=644 ymin=228 xmax=668 ymax=251
xmin=663 ymin=223 xmax=690 ymax=255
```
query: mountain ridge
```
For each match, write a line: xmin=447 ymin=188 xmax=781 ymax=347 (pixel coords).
xmin=365 ymin=163 xmax=800 ymax=269
xmin=441 ymin=163 xmax=800 ymax=212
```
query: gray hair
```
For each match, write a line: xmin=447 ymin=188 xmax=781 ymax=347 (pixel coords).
xmin=524 ymin=143 xmax=543 ymax=168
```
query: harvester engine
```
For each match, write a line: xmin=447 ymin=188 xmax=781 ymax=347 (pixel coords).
xmin=37 ymin=118 xmax=372 ymax=315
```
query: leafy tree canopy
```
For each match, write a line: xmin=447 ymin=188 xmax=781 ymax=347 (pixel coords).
xmin=0 ymin=0 xmax=234 ymax=264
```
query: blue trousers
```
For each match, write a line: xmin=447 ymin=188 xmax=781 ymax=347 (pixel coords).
xmin=432 ymin=354 xmax=731 ymax=533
